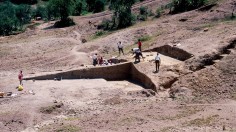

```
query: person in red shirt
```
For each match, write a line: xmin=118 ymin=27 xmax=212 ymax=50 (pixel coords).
xmin=138 ymin=39 xmax=142 ymax=51
xmin=99 ymin=56 xmax=104 ymax=65
xmin=18 ymin=70 xmax=23 ymax=85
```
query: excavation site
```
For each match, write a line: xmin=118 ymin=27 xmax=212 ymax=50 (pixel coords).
xmin=0 ymin=0 xmax=236 ymax=131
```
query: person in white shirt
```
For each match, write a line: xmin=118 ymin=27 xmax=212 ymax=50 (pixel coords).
xmin=155 ymin=52 xmax=161 ymax=72
xmin=92 ymin=53 xmax=98 ymax=66
xmin=117 ymin=41 xmax=124 ymax=55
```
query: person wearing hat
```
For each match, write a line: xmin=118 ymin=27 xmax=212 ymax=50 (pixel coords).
xmin=155 ymin=52 xmax=161 ymax=72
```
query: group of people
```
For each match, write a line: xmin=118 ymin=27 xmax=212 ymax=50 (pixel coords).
xmin=117 ymin=39 xmax=161 ymax=72
xmin=92 ymin=53 xmax=113 ymax=66
xmin=92 ymin=39 xmax=161 ymax=72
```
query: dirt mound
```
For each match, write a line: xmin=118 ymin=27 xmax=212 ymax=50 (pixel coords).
xmin=103 ymin=96 xmax=123 ymax=105
xmin=40 ymin=102 xmax=64 ymax=114
xmin=127 ymin=89 xmax=156 ymax=97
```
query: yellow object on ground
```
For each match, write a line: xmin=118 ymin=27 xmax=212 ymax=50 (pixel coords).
xmin=18 ymin=85 xmax=24 ymax=91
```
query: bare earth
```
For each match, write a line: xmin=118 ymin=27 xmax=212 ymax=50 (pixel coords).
xmin=0 ymin=0 xmax=236 ymax=131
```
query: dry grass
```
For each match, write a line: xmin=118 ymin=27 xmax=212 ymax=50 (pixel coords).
xmin=54 ymin=125 xmax=80 ymax=132
xmin=159 ymin=106 xmax=203 ymax=121
xmin=183 ymin=115 xmax=219 ymax=127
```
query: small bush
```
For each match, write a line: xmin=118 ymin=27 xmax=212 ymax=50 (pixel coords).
xmin=140 ymin=6 xmax=148 ymax=15
xmin=231 ymin=10 xmax=235 ymax=19
xmin=138 ymin=6 xmax=148 ymax=21
xmin=137 ymin=15 xmax=147 ymax=21
xmin=95 ymin=31 xmax=105 ymax=36
xmin=97 ymin=19 xmax=113 ymax=30
xmin=155 ymin=8 xmax=163 ymax=18
xmin=137 ymin=35 xmax=151 ymax=42
xmin=147 ymin=9 xmax=155 ymax=16
xmin=94 ymin=0 xmax=105 ymax=13
xmin=110 ymin=0 xmax=136 ymax=29
xmin=32 ymin=5 xmax=48 ymax=20
xmin=73 ymin=0 xmax=84 ymax=16
xmin=54 ymin=18 xmax=75 ymax=28
xmin=10 ymin=0 xmax=38 ymax=5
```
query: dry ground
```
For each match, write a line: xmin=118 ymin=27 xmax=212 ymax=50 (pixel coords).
xmin=0 ymin=0 xmax=236 ymax=131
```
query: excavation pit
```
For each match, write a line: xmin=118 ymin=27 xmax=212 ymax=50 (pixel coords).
xmin=25 ymin=62 xmax=157 ymax=92
xmin=144 ymin=45 xmax=193 ymax=61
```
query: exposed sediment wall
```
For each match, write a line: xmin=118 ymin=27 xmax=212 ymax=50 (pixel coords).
xmin=130 ymin=64 xmax=157 ymax=91
xmin=25 ymin=62 xmax=157 ymax=92
xmin=144 ymin=45 xmax=192 ymax=61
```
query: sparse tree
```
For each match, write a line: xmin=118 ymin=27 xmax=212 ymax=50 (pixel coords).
xmin=110 ymin=0 xmax=136 ymax=28
xmin=47 ymin=0 xmax=74 ymax=21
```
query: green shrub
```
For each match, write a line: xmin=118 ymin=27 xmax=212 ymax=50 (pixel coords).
xmin=98 ymin=19 xmax=113 ymax=30
xmin=10 ymin=0 xmax=38 ymax=5
xmin=15 ymin=4 xmax=31 ymax=26
xmin=95 ymin=31 xmax=105 ymax=36
xmin=86 ymin=0 xmax=95 ymax=11
xmin=94 ymin=0 xmax=105 ymax=13
xmin=147 ymin=9 xmax=155 ymax=16
xmin=47 ymin=0 xmax=74 ymax=21
xmin=32 ymin=5 xmax=48 ymax=20
xmin=110 ymin=0 xmax=136 ymax=29
xmin=54 ymin=18 xmax=75 ymax=28
xmin=0 ymin=1 xmax=32 ymax=36
xmin=138 ymin=6 xmax=148 ymax=21
xmin=137 ymin=15 xmax=147 ymax=21
xmin=155 ymin=8 xmax=163 ymax=18
xmin=73 ymin=0 xmax=86 ymax=16
xmin=172 ymin=0 xmax=208 ymax=14
xmin=140 ymin=6 xmax=148 ymax=15
xmin=137 ymin=35 xmax=151 ymax=42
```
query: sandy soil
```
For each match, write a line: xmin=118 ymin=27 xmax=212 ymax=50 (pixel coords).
xmin=1 ymin=0 xmax=236 ymax=131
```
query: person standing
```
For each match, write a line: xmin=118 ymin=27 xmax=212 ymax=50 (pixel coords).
xmin=155 ymin=52 xmax=161 ymax=72
xmin=18 ymin=70 xmax=23 ymax=85
xmin=117 ymin=41 xmax=124 ymax=55
xmin=138 ymin=39 xmax=142 ymax=51
xmin=92 ymin=53 xmax=98 ymax=66
xmin=99 ymin=56 xmax=104 ymax=65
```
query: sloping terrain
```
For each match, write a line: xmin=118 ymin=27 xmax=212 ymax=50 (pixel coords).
xmin=0 ymin=0 xmax=236 ymax=131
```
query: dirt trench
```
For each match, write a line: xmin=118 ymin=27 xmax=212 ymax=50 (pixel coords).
xmin=25 ymin=62 xmax=157 ymax=92
xmin=192 ymin=39 xmax=236 ymax=71
xmin=144 ymin=45 xmax=193 ymax=61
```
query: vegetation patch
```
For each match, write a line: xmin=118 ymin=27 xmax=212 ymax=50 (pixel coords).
xmin=231 ymin=92 xmax=236 ymax=100
xmin=137 ymin=35 xmax=151 ymax=42
xmin=40 ymin=124 xmax=81 ymax=132
xmin=55 ymin=125 xmax=80 ymax=132
xmin=171 ymin=0 xmax=208 ymax=14
xmin=159 ymin=106 xmax=203 ymax=121
xmin=40 ymin=102 xmax=64 ymax=114
xmin=160 ymin=126 xmax=178 ymax=132
xmin=65 ymin=117 xmax=80 ymax=121
xmin=89 ymin=30 xmax=111 ymax=41
xmin=0 ymin=2 xmax=31 ymax=35
xmin=54 ymin=18 xmax=75 ymax=28
xmin=184 ymin=115 xmax=219 ymax=127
